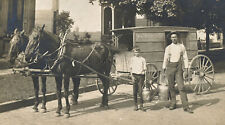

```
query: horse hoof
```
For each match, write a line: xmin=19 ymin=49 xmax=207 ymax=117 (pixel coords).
xmin=41 ymin=108 xmax=47 ymax=113
xmin=71 ymin=101 xmax=78 ymax=105
xmin=64 ymin=113 xmax=70 ymax=118
xmin=55 ymin=112 xmax=61 ymax=117
xmin=100 ymin=104 xmax=104 ymax=108
xmin=100 ymin=104 xmax=109 ymax=109
xmin=32 ymin=107 xmax=38 ymax=112
xmin=104 ymin=106 xmax=109 ymax=110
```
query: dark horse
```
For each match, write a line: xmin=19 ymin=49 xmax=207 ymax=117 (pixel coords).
xmin=8 ymin=28 xmax=50 ymax=113
xmin=8 ymin=27 xmax=80 ymax=113
xmin=25 ymin=27 xmax=115 ymax=117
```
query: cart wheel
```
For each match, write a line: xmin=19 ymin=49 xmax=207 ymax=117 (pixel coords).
xmin=96 ymin=76 xmax=117 ymax=95
xmin=188 ymin=54 xmax=215 ymax=94
xmin=144 ymin=64 xmax=159 ymax=100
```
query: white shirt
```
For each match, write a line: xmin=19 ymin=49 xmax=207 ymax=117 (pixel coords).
xmin=162 ymin=43 xmax=188 ymax=69
xmin=130 ymin=56 xmax=147 ymax=74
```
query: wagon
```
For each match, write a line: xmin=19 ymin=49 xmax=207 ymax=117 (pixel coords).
xmin=12 ymin=26 xmax=215 ymax=96
xmin=110 ymin=26 xmax=215 ymax=95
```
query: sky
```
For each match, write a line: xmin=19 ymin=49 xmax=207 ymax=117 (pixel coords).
xmin=36 ymin=0 xmax=101 ymax=32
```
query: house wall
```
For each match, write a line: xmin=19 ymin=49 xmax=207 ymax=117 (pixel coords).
xmin=23 ymin=0 xmax=35 ymax=34
xmin=0 ymin=0 xmax=35 ymax=56
xmin=35 ymin=10 xmax=54 ymax=32
xmin=0 ymin=0 xmax=9 ymax=37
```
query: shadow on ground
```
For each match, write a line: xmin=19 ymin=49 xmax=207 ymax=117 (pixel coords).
xmin=49 ymin=93 xmax=134 ymax=118
xmin=190 ymin=98 xmax=220 ymax=111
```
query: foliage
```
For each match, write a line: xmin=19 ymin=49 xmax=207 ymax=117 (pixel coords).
xmin=55 ymin=11 xmax=74 ymax=36
xmin=90 ymin=0 xmax=225 ymax=30
xmin=90 ymin=0 xmax=225 ymax=50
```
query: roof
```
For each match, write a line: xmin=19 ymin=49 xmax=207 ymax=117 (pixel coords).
xmin=111 ymin=26 xmax=197 ymax=33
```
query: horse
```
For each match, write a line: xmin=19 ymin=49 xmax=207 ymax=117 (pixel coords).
xmin=8 ymin=29 xmax=28 ymax=64
xmin=25 ymin=27 xmax=116 ymax=118
xmin=8 ymin=28 xmax=49 ymax=112
xmin=8 ymin=27 xmax=80 ymax=113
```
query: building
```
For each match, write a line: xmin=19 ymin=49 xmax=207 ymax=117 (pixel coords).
xmin=100 ymin=1 xmax=160 ymax=37
xmin=0 ymin=0 xmax=35 ymax=56
xmin=0 ymin=0 xmax=35 ymax=36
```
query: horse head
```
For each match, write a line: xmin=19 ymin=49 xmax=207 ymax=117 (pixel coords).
xmin=25 ymin=25 xmax=45 ymax=63
xmin=8 ymin=29 xmax=28 ymax=64
xmin=25 ymin=25 xmax=60 ymax=64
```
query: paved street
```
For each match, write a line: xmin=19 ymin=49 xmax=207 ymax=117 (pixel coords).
xmin=0 ymin=72 xmax=225 ymax=125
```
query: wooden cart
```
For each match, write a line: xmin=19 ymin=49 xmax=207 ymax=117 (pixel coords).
xmin=111 ymin=26 xmax=215 ymax=95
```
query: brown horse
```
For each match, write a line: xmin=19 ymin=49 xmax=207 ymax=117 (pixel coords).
xmin=8 ymin=27 xmax=80 ymax=113
xmin=8 ymin=28 xmax=51 ymax=113
xmin=25 ymin=27 xmax=116 ymax=117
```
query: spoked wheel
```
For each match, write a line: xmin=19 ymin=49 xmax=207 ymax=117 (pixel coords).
xmin=188 ymin=55 xmax=215 ymax=94
xmin=144 ymin=63 xmax=159 ymax=100
xmin=95 ymin=77 xmax=118 ymax=95
xmin=95 ymin=62 xmax=118 ymax=95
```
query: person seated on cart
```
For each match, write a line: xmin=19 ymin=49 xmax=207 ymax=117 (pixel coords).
xmin=130 ymin=46 xmax=146 ymax=112
xmin=162 ymin=31 xmax=193 ymax=114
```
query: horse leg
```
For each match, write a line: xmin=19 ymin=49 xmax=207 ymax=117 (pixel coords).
xmin=55 ymin=76 xmax=63 ymax=116
xmin=99 ymin=58 xmax=112 ymax=109
xmin=32 ymin=76 xmax=39 ymax=112
xmin=99 ymin=75 xmax=109 ymax=109
xmin=41 ymin=76 xmax=47 ymax=113
xmin=63 ymin=75 xmax=70 ymax=118
xmin=71 ymin=77 xmax=80 ymax=105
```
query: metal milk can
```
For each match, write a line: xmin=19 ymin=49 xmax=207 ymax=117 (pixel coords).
xmin=158 ymin=73 xmax=169 ymax=101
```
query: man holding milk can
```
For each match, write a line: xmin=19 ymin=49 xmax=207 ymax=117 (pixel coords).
xmin=162 ymin=31 xmax=193 ymax=114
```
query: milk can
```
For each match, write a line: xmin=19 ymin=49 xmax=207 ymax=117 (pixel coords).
xmin=142 ymin=71 xmax=151 ymax=101
xmin=158 ymin=73 xmax=169 ymax=101
xmin=159 ymin=85 xmax=169 ymax=101
xmin=142 ymin=85 xmax=151 ymax=101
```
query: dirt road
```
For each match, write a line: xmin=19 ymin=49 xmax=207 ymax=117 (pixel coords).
xmin=0 ymin=72 xmax=225 ymax=125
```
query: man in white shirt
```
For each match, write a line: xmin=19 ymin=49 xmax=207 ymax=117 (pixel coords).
xmin=162 ymin=31 xmax=193 ymax=114
xmin=130 ymin=47 xmax=146 ymax=112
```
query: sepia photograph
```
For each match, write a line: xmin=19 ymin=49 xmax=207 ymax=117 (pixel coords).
xmin=0 ymin=0 xmax=225 ymax=124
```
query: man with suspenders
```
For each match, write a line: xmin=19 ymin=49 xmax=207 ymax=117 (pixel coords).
xmin=162 ymin=31 xmax=193 ymax=114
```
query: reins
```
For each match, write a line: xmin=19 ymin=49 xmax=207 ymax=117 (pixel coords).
xmin=63 ymin=55 xmax=113 ymax=80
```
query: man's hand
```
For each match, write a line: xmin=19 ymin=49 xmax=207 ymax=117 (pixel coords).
xmin=163 ymin=68 xmax=166 ymax=74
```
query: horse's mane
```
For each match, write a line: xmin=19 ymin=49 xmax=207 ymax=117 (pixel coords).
xmin=43 ymin=31 xmax=60 ymax=44
xmin=101 ymin=42 xmax=124 ymax=54
xmin=30 ymin=27 xmax=60 ymax=44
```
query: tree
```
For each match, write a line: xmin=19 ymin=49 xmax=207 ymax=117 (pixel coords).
xmin=90 ymin=0 xmax=225 ymax=51
xmin=55 ymin=11 xmax=74 ymax=36
xmin=214 ymin=0 xmax=225 ymax=47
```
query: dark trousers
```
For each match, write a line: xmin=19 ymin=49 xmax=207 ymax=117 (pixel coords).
xmin=166 ymin=62 xmax=189 ymax=109
xmin=132 ymin=74 xmax=145 ymax=106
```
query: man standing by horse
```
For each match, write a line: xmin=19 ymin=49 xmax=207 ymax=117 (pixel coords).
xmin=130 ymin=47 xmax=146 ymax=112
xmin=162 ymin=31 xmax=193 ymax=114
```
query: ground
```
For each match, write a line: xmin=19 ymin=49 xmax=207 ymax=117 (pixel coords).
xmin=0 ymin=71 xmax=224 ymax=125
xmin=0 ymin=49 xmax=224 ymax=125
